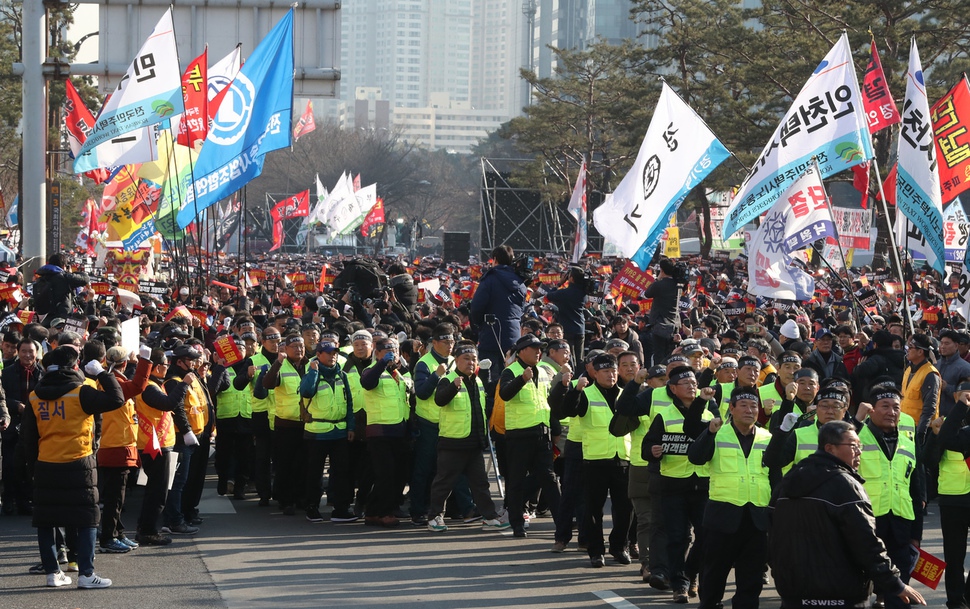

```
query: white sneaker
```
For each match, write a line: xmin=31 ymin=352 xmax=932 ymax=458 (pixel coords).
xmin=77 ymin=573 xmax=112 ymax=589
xmin=427 ymin=514 xmax=448 ymax=532
xmin=482 ymin=509 xmax=510 ymax=530
xmin=46 ymin=571 xmax=71 ymax=587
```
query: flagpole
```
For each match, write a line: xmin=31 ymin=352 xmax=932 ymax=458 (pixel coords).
xmin=871 ymin=158 xmax=915 ymax=336
xmin=813 ymin=157 xmax=862 ymax=324
xmin=810 ymin=243 xmax=871 ymax=327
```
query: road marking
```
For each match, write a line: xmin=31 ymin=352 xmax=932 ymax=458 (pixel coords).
xmin=593 ymin=590 xmax=640 ymax=609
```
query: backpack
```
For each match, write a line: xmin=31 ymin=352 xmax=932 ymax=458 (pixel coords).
xmin=33 ymin=275 xmax=53 ymax=315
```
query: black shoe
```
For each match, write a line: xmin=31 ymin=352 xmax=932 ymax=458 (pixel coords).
xmin=306 ymin=507 xmax=324 ymax=523
xmin=135 ymin=533 xmax=173 ymax=546
xmin=611 ymin=550 xmax=632 ymax=565
xmin=330 ymin=508 xmax=359 ymax=523
xmin=649 ymin=573 xmax=670 ymax=591
xmin=591 ymin=555 xmax=605 ymax=568
xmin=411 ymin=515 xmax=428 ymax=526
xmin=512 ymin=528 xmax=527 ymax=538
xmin=258 ymin=498 xmax=270 ymax=507
xmin=217 ymin=480 xmax=228 ymax=496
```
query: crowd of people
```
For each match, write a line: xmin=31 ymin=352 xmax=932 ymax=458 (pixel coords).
xmin=0 ymin=244 xmax=968 ymax=608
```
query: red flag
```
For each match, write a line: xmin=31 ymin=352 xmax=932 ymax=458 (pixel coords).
xmin=63 ymin=79 xmax=110 ymax=184
xmin=353 ymin=174 xmax=361 ymax=192
xmin=177 ymin=49 xmax=209 ymax=149
xmin=360 ymin=198 xmax=385 ymax=237
xmin=851 ymin=162 xmax=870 ymax=209
xmin=862 ymin=40 xmax=901 ymax=134
xmin=878 ymin=163 xmax=898 ymax=206
xmin=931 ymin=76 xmax=970 ymax=203
xmin=318 ymin=264 xmax=329 ymax=292
xmin=269 ymin=190 xmax=310 ymax=251
xmin=293 ymin=100 xmax=316 ymax=141
xmin=910 ymin=545 xmax=945 ymax=589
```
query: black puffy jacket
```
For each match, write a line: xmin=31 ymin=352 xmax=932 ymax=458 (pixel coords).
xmin=769 ymin=452 xmax=904 ymax=606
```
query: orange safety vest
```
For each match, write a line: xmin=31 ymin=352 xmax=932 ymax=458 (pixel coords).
xmin=901 ymin=362 xmax=939 ymax=424
xmin=31 ymin=386 xmax=94 ymax=463
xmin=135 ymin=379 xmax=176 ymax=451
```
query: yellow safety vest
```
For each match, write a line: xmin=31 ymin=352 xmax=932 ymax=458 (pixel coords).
xmin=218 ymin=367 xmax=251 ymax=419
xmin=581 ymin=384 xmax=630 ymax=461
xmin=709 ymin=424 xmax=771 ymax=507
xmin=362 ymin=363 xmax=409 ymax=425
xmin=655 ymin=402 xmax=712 ymax=478
xmin=858 ymin=425 xmax=917 ymax=520
xmin=305 ymin=374 xmax=349 ymax=435
xmin=171 ymin=372 xmax=208 ymax=434
xmin=504 ymin=361 xmax=552 ymax=430
xmin=901 ymin=362 xmax=939 ymax=423
xmin=250 ymin=352 xmax=276 ymax=416
xmin=439 ymin=372 xmax=486 ymax=439
xmin=716 ymin=381 xmax=735 ymax=420
xmin=415 ymin=352 xmax=451 ymax=424
xmin=31 ymin=387 xmax=94 ymax=463
xmin=939 ymin=448 xmax=970 ymax=496
xmin=273 ymin=359 xmax=304 ymax=423
xmin=631 ymin=386 xmax=672 ymax=467
xmin=134 ymin=379 xmax=175 ymax=450
xmin=98 ymin=376 xmax=137 ymax=449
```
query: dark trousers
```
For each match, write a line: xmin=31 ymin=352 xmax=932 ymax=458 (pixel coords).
xmin=164 ymin=443 xmax=195 ymax=527
xmin=304 ymin=437 xmax=351 ymax=510
xmin=1 ymin=429 xmax=29 ymax=509
xmin=505 ymin=433 xmax=561 ymax=531
xmin=215 ymin=418 xmax=252 ymax=492
xmin=251 ymin=412 xmax=273 ymax=501
xmin=554 ymin=440 xmax=587 ymax=544
xmin=98 ymin=465 xmax=130 ymax=545
xmin=583 ymin=458 xmax=632 ymax=558
xmin=563 ymin=333 xmax=585 ymax=368
xmin=429 ymin=446 xmax=498 ymax=519
xmin=940 ymin=503 xmax=970 ymax=608
xmin=875 ymin=515 xmax=918 ymax=609
xmin=138 ymin=449 xmax=171 ymax=535
xmin=662 ymin=482 xmax=708 ymax=591
xmin=366 ymin=436 xmax=408 ymax=517
xmin=183 ymin=432 xmax=210 ymax=519
xmin=630 ymin=465 xmax=669 ymax=572
xmin=272 ymin=425 xmax=306 ymax=508
xmin=699 ymin=509 xmax=767 ymax=609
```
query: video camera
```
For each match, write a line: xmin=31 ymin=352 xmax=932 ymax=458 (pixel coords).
xmin=512 ymin=255 xmax=535 ymax=284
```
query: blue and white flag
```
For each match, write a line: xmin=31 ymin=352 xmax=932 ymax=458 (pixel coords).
xmin=722 ymin=33 xmax=873 ymax=240
xmin=896 ymin=38 xmax=945 ymax=273
xmin=567 ymin=160 xmax=587 ymax=263
xmin=746 ymin=192 xmax=816 ymax=301
xmin=592 ymin=82 xmax=729 ymax=269
xmin=778 ymin=163 xmax=838 ymax=253
xmin=175 ymin=9 xmax=294 ymax=229
xmin=74 ymin=8 xmax=182 ymax=173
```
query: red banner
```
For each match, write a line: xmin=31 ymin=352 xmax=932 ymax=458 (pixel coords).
xmin=293 ymin=100 xmax=316 ymax=141
xmin=360 ymin=197 xmax=385 ymax=237
xmin=187 ymin=309 xmax=210 ymax=329
xmin=177 ymin=49 xmax=208 ymax=148
xmin=165 ymin=305 xmax=192 ymax=322
xmin=63 ymin=79 xmax=111 ymax=184
xmin=269 ymin=190 xmax=310 ymax=251
xmin=17 ymin=310 xmax=35 ymax=325
xmin=931 ymin=76 xmax=970 ymax=202
xmin=910 ymin=546 xmax=945 ymax=589
xmin=537 ymin=272 xmax=560 ymax=285
xmin=609 ymin=261 xmax=654 ymax=301
xmin=212 ymin=334 xmax=244 ymax=366
xmin=294 ymin=280 xmax=317 ymax=294
xmin=862 ymin=40 xmax=901 ymax=134
xmin=91 ymin=281 xmax=114 ymax=296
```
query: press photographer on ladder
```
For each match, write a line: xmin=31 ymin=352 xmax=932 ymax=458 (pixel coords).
xmin=470 ymin=245 xmax=528 ymax=388
xmin=543 ymin=266 xmax=589 ymax=366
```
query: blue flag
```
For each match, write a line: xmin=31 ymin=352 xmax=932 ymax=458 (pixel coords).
xmin=175 ymin=9 xmax=294 ymax=229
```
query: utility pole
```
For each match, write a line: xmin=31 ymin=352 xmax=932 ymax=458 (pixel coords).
xmin=21 ymin=0 xmax=47 ymax=277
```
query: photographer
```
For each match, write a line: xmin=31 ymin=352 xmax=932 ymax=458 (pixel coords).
xmin=544 ymin=266 xmax=588 ymax=365
xmin=470 ymin=245 xmax=528 ymax=383
xmin=643 ymin=258 xmax=684 ymax=366
xmin=386 ymin=263 xmax=418 ymax=315
xmin=34 ymin=253 xmax=90 ymax=328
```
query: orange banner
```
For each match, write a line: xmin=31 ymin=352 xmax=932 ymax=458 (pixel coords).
xmin=910 ymin=546 xmax=945 ymax=589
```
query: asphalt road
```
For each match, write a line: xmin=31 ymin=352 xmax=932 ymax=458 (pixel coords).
xmin=0 ymin=459 xmax=955 ymax=609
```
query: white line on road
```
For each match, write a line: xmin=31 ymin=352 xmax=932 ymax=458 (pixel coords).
xmin=593 ymin=590 xmax=640 ymax=609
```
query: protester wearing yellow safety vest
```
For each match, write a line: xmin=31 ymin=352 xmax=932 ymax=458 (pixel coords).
xmin=642 ymin=365 xmax=716 ymax=604
xmin=409 ymin=323 xmax=476 ymax=526
xmin=133 ymin=349 xmax=189 ymax=547
xmin=857 ymin=382 xmax=925 ymax=609
xmin=426 ymin=341 xmax=509 ymax=533
xmin=238 ymin=327 xmax=281 ymax=506
xmin=696 ymin=355 xmax=738 ymax=420
xmin=161 ymin=343 xmax=207 ymax=535
xmin=902 ymin=334 xmax=941 ymax=433
xmin=687 ymin=386 xmax=771 ymax=609
xmin=561 ymin=352 xmax=633 ymax=568
xmin=759 ymin=351 xmax=802 ymax=420
xmin=497 ymin=333 xmax=562 ymax=538
xmin=213 ymin=325 xmax=257 ymax=501
xmin=343 ymin=329 xmax=375 ymax=518
xmin=359 ymin=336 xmax=412 ymax=527
xmin=766 ymin=367 xmax=819 ymax=433
xmin=298 ymin=340 xmax=357 ymax=524
xmin=765 ymin=379 xmax=863 ymax=479
xmin=262 ymin=334 xmax=309 ymax=516
xmin=20 ymin=345 xmax=125 ymax=589
xmin=933 ymin=381 xmax=970 ymax=609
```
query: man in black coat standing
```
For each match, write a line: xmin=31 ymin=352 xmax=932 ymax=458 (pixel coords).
xmin=32 ymin=253 xmax=90 ymax=327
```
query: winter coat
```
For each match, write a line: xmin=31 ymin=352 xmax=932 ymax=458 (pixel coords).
xmin=769 ymin=451 xmax=904 ymax=605
xmin=469 ymin=265 xmax=527 ymax=355
xmin=33 ymin=264 xmax=89 ymax=323
xmin=852 ymin=348 xmax=906 ymax=402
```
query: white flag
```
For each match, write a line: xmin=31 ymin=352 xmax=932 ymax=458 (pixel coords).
xmin=79 ymin=125 xmax=161 ymax=171
xmin=324 ymin=174 xmax=361 ymax=237
xmin=593 ymin=82 xmax=729 ymax=268
xmin=208 ymin=44 xmax=242 ymax=100
xmin=338 ymin=183 xmax=378 ymax=235
xmin=778 ymin=163 xmax=839 ymax=253
xmin=74 ymin=8 xmax=184 ymax=173
xmin=567 ymin=160 xmax=587 ymax=263
xmin=943 ymin=198 xmax=969 ymax=263
xmin=722 ymin=33 xmax=873 ymax=240
xmin=896 ymin=38 xmax=945 ymax=273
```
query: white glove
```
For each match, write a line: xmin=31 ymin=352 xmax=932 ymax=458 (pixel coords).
xmin=84 ymin=360 xmax=105 ymax=376
xmin=479 ymin=358 xmax=492 ymax=370
xmin=780 ymin=412 xmax=800 ymax=433
xmin=183 ymin=431 xmax=199 ymax=446
xmin=139 ymin=344 xmax=152 ymax=360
